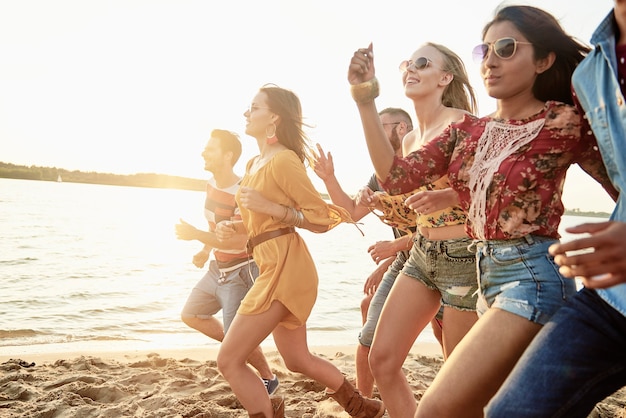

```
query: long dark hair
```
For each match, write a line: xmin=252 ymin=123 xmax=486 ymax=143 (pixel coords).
xmin=483 ymin=5 xmax=590 ymax=105
xmin=259 ymin=84 xmax=314 ymax=164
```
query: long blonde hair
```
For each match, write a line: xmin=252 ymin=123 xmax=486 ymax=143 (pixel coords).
xmin=426 ymin=42 xmax=478 ymax=114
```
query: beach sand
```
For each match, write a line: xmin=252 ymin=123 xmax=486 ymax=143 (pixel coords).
xmin=1 ymin=343 xmax=624 ymax=417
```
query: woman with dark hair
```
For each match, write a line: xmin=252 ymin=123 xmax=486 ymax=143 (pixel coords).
xmin=487 ymin=1 xmax=626 ymax=416
xmin=215 ymin=85 xmax=385 ymax=418
xmin=347 ymin=5 xmax=618 ymax=417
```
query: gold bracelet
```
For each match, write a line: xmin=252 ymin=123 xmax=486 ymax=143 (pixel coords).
xmin=273 ymin=205 xmax=289 ymax=223
xmin=350 ymin=78 xmax=380 ymax=103
xmin=294 ymin=209 xmax=304 ymax=228
xmin=287 ymin=207 xmax=296 ymax=225
xmin=279 ymin=205 xmax=290 ymax=222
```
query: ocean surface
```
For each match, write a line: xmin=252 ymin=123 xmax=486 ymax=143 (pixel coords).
xmin=0 ymin=178 xmax=607 ymax=357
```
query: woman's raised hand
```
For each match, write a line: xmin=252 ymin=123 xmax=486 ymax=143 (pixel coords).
xmin=348 ymin=42 xmax=375 ymax=85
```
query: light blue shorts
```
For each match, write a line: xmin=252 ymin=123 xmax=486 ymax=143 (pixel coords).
xmin=472 ymin=235 xmax=576 ymax=325
xmin=181 ymin=260 xmax=258 ymax=333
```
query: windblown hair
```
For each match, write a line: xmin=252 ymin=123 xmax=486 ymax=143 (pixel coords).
xmin=423 ymin=42 xmax=478 ymax=114
xmin=210 ymin=129 xmax=242 ymax=165
xmin=483 ymin=5 xmax=590 ymax=105
xmin=259 ymin=84 xmax=314 ymax=165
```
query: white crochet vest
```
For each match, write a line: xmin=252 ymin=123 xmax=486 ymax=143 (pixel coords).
xmin=467 ymin=119 xmax=545 ymax=239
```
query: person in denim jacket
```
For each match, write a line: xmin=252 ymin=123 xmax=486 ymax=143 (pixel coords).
xmin=486 ymin=2 xmax=626 ymax=417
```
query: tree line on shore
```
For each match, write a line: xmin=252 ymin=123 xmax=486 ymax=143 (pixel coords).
xmin=0 ymin=161 xmax=206 ymax=191
xmin=0 ymin=161 xmax=611 ymax=218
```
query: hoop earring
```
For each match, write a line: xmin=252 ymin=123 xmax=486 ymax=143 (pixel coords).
xmin=266 ymin=123 xmax=278 ymax=145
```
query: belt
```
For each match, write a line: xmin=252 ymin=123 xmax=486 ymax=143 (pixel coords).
xmin=246 ymin=227 xmax=295 ymax=253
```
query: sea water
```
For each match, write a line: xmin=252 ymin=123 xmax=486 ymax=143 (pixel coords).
xmin=0 ymin=178 xmax=607 ymax=357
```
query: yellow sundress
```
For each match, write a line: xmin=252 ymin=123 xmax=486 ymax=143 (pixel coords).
xmin=236 ymin=149 xmax=353 ymax=329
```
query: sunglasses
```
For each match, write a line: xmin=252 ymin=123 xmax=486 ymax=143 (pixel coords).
xmin=472 ymin=37 xmax=533 ymax=63
xmin=398 ymin=57 xmax=438 ymax=73
xmin=246 ymin=104 xmax=272 ymax=113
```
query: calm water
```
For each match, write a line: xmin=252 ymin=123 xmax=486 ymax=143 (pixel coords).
xmin=0 ymin=178 xmax=605 ymax=357
xmin=0 ymin=178 xmax=405 ymax=356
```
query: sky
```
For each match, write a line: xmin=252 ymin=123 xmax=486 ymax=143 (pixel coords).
xmin=0 ymin=0 xmax=617 ymax=212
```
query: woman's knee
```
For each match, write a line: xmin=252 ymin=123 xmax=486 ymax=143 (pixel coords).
xmin=216 ymin=349 xmax=242 ymax=378
xmin=368 ymin=345 xmax=398 ymax=378
xmin=280 ymin=352 xmax=309 ymax=374
xmin=216 ymin=350 xmax=229 ymax=376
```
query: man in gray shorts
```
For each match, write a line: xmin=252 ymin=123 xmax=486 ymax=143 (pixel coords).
xmin=175 ymin=129 xmax=278 ymax=394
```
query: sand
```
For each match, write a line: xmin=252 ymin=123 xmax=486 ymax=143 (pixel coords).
xmin=1 ymin=343 xmax=624 ymax=417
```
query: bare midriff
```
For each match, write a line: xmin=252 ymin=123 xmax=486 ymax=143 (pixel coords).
xmin=418 ymin=223 xmax=467 ymax=241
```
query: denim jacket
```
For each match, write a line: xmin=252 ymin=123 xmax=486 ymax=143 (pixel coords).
xmin=572 ymin=10 xmax=626 ymax=316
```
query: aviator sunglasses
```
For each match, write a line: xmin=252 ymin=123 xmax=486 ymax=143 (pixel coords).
xmin=472 ymin=37 xmax=533 ymax=63
xmin=398 ymin=57 xmax=439 ymax=73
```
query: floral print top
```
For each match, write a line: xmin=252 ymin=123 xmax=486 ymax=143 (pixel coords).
xmin=380 ymin=101 xmax=618 ymax=240
xmin=414 ymin=176 xmax=466 ymax=228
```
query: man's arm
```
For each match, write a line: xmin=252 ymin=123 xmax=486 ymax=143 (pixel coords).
xmin=313 ymin=143 xmax=371 ymax=222
xmin=175 ymin=218 xmax=247 ymax=251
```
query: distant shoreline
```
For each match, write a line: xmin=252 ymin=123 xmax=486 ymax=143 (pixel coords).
xmin=0 ymin=162 xmax=612 ymax=218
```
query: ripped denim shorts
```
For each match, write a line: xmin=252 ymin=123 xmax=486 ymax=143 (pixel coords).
xmin=471 ymin=235 xmax=577 ymax=325
xmin=401 ymin=235 xmax=477 ymax=311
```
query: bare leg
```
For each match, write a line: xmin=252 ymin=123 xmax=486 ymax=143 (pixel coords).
xmin=440 ymin=306 xmax=478 ymax=359
xmin=247 ymin=345 xmax=274 ymax=380
xmin=356 ymin=343 xmax=374 ymax=397
xmin=416 ymin=308 xmax=542 ymax=418
xmin=430 ymin=317 xmax=443 ymax=352
xmin=273 ymin=323 xmax=344 ymax=391
xmin=217 ymin=302 xmax=287 ymax=416
xmin=182 ymin=315 xmax=224 ymax=341
xmin=369 ymin=274 xmax=441 ymax=418
xmin=357 ymin=292 xmax=375 ymax=397
xmin=274 ymin=319 xmax=383 ymax=418
xmin=361 ymin=292 xmax=373 ymax=324
xmin=183 ymin=314 xmax=273 ymax=380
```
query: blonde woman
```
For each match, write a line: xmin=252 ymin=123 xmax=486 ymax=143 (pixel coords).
xmin=356 ymin=42 xmax=479 ymax=418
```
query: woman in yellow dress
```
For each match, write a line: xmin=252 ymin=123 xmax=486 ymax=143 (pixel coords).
xmin=215 ymin=84 xmax=385 ymax=418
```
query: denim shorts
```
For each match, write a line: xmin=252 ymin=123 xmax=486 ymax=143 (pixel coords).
xmin=401 ymin=235 xmax=477 ymax=311
xmin=181 ymin=260 xmax=258 ymax=333
xmin=358 ymin=251 xmax=407 ymax=347
xmin=472 ymin=235 xmax=576 ymax=325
